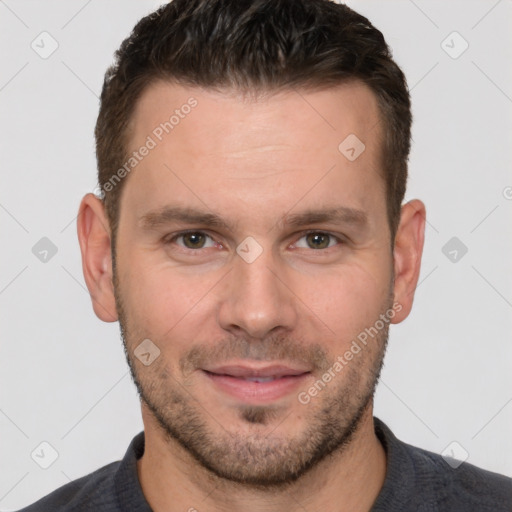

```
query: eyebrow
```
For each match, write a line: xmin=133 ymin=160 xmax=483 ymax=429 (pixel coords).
xmin=138 ymin=205 xmax=368 ymax=232
xmin=139 ymin=206 xmax=234 ymax=231
xmin=281 ymin=207 xmax=368 ymax=230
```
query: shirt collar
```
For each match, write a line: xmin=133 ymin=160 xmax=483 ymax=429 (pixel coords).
xmin=113 ymin=417 xmax=429 ymax=511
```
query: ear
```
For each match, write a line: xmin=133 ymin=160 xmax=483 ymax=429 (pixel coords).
xmin=390 ymin=199 xmax=426 ymax=324
xmin=76 ymin=193 xmax=118 ymax=322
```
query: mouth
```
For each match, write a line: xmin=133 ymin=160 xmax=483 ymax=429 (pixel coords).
xmin=201 ymin=363 xmax=312 ymax=403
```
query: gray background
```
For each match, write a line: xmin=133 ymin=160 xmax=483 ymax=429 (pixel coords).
xmin=1 ymin=0 xmax=511 ymax=509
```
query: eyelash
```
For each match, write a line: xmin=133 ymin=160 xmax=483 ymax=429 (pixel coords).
xmin=163 ymin=229 xmax=344 ymax=252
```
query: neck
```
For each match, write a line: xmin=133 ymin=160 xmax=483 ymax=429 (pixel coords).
xmin=137 ymin=404 xmax=387 ymax=512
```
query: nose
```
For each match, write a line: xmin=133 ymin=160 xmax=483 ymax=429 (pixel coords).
xmin=216 ymin=244 xmax=298 ymax=339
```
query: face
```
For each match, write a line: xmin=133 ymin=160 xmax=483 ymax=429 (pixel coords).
xmin=111 ymin=80 xmax=396 ymax=486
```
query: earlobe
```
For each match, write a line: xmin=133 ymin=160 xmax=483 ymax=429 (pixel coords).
xmin=77 ymin=193 xmax=118 ymax=322
xmin=390 ymin=199 xmax=426 ymax=324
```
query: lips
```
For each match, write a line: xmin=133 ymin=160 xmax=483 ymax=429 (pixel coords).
xmin=201 ymin=363 xmax=312 ymax=403
xmin=202 ymin=363 xmax=311 ymax=379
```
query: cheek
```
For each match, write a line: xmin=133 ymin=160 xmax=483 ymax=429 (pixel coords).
xmin=117 ymin=250 xmax=220 ymax=339
xmin=293 ymin=263 xmax=391 ymax=340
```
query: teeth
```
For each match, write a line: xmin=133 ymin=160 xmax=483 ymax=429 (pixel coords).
xmin=243 ymin=376 xmax=277 ymax=382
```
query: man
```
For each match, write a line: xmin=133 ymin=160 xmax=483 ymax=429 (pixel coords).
xmin=19 ymin=0 xmax=512 ymax=510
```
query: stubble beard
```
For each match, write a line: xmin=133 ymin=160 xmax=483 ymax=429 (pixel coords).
xmin=113 ymin=265 xmax=390 ymax=489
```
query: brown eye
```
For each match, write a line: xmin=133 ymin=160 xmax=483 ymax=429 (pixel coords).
xmin=305 ymin=232 xmax=331 ymax=249
xmin=181 ymin=232 xmax=208 ymax=249
xmin=164 ymin=231 xmax=223 ymax=254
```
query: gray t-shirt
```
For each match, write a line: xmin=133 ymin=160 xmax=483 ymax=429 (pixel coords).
xmin=17 ymin=417 xmax=512 ymax=511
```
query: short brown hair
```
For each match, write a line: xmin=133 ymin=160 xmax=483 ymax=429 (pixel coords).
xmin=95 ymin=0 xmax=411 ymax=245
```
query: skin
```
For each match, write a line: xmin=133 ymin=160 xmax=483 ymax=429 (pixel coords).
xmin=77 ymin=80 xmax=425 ymax=512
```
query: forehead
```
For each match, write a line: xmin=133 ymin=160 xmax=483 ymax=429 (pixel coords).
xmin=130 ymin=79 xmax=382 ymax=155
xmin=121 ymin=79 xmax=386 ymax=233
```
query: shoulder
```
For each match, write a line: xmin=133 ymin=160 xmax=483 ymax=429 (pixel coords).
xmin=374 ymin=417 xmax=512 ymax=511
xmin=16 ymin=462 xmax=121 ymax=512
xmin=16 ymin=431 xmax=147 ymax=512
xmin=409 ymin=442 xmax=512 ymax=509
